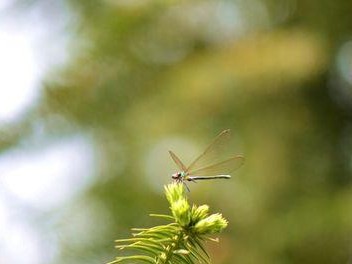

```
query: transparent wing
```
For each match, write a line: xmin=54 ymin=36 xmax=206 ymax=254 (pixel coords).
xmin=185 ymin=129 xmax=231 ymax=173
xmin=188 ymin=155 xmax=244 ymax=176
xmin=168 ymin=150 xmax=187 ymax=171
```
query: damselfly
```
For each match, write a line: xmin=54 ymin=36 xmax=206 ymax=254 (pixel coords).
xmin=169 ymin=129 xmax=244 ymax=188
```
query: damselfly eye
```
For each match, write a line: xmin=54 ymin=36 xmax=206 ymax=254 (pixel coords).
xmin=178 ymin=172 xmax=182 ymax=177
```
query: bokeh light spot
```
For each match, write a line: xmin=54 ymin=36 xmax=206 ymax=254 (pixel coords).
xmin=0 ymin=135 xmax=97 ymax=210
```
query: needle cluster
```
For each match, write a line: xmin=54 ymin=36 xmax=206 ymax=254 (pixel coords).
xmin=108 ymin=183 xmax=228 ymax=264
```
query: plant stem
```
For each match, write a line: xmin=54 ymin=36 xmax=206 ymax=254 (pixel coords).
xmin=157 ymin=229 xmax=184 ymax=264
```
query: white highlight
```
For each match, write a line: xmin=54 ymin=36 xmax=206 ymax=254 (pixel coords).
xmin=0 ymin=29 xmax=40 ymax=123
xmin=0 ymin=135 xmax=97 ymax=210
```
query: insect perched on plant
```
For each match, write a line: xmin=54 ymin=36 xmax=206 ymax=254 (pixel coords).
xmin=169 ymin=129 xmax=244 ymax=189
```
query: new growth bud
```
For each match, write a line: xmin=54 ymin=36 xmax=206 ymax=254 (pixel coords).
xmin=194 ymin=213 xmax=228 ymax=234
xmin=170 ymin=198 xmax=191 ymax=227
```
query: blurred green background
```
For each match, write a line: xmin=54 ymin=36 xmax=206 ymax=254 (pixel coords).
xmin=0 ymin=0 xmax=352 ymax=263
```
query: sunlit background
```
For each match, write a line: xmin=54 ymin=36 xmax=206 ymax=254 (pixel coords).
xmin=0 ymin=0 xmax=351 ymax=263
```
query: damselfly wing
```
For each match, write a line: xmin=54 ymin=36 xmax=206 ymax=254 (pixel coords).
xmin=169 ymin=129 xmax=244 ymax=185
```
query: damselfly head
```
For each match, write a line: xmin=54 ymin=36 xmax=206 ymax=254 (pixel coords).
xmin=172 ymin=172 xmax=182 ymax=180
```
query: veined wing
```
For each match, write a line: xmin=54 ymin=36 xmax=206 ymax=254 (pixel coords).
xmin=168 ymin=150 xmax=187 ymax=171
xmin=185 ymin=129 xmax=231 ymax=173
xmin=187 ymin=155 xmax=244 ymax=176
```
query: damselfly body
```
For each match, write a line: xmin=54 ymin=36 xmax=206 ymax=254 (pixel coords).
xmin=169 ymin=129 xmax=244 ymax=188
